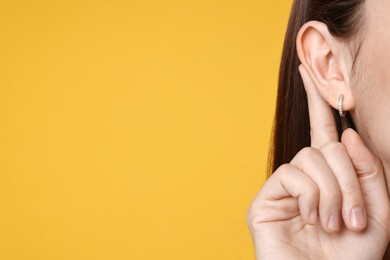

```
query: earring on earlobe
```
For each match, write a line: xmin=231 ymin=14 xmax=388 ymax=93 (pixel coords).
xmin=338 ymin=94 xmax=346 ymax=117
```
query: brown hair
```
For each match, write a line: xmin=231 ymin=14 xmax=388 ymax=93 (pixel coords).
xmin=268 ymin=0 xmax=366 ymax=177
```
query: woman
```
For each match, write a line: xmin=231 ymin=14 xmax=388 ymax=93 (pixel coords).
xmin=246 ymin=0 xmax=390 ymax=259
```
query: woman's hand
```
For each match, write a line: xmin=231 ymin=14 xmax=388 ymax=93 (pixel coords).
xmin=246 ymin=65 xmax=390 ymax=259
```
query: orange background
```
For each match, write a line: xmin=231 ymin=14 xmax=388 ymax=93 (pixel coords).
xmin=0 ymin=1 xmax=292 ymax=259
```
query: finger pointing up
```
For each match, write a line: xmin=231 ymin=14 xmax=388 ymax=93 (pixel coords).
xmin=298 ymin=64 xmax=339 ymax=148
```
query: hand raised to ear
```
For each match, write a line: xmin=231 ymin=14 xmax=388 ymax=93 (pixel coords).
xmin=246 ymin=65 xmax=390 ymax=260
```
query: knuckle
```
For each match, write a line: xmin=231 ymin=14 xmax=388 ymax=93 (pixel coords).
xmin=246 ymin=201 xmax=258 ymax=225
xmin=273 ymin=163 xmax=295 ymax=181
xmin=321 ymin=141 xmax=347 ymax=156
xmin=326 ymin=187 xmax=342 ymax=203
xmin=372 ymin=157 xmax=384 ymax=174
xmin=302 ymin=185 xmax=320 ymax=201
xmin=299 ymin=147 xmax=322 ymax=161
xmin=246 ymin=205 xmax=254 ymax=224
xmin=277 ymin=163 xmax=293 ymax=173
xmin=357 ymin=156 xmax=383 ymax=178
xmin=246 ymin=201 xmax=269 ymax=228
xmin=341 ymin=183 xmax=360 ymax=200
xmin=297 ymin=147 xmax=325 ymax=173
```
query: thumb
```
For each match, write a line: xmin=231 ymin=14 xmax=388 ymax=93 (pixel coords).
xmin=341 ymin=128 xmax=390 ymax=215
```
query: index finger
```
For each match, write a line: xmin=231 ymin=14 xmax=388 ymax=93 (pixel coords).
xmin=298 ymin=64 xmax=339 ymax=148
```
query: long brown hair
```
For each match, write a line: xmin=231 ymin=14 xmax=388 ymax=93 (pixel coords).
xmin=268 ymin=0 xmax=366 ymax=177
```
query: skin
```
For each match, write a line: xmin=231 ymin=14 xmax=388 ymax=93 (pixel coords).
xmin=246 ymin=0 xmax=390 ymax=258
xmin=352 ymin=0 xmax=390 ymax=191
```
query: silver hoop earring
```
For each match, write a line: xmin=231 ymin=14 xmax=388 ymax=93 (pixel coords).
xmin=338 ymin=94 xmax=345 ymax=117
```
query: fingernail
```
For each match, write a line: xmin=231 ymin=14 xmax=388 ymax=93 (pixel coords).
xmin=328 ymin=213 xmax=340 ymax=231
xmin=309 ymin=209 xmax=317 ymax=224
xmin=350 ymin=207 xmax=366 ymax=228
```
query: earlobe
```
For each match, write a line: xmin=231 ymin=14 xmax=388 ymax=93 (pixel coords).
xmin=296 ymin=21 xmax=356 ymax=112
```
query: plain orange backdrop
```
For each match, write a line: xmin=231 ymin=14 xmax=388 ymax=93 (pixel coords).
xmin=0 ymin=1 xmax=292 ymax=259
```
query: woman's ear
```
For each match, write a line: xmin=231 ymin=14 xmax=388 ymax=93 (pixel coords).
xmin=296 ymin=21 xmax=355 ymax=111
